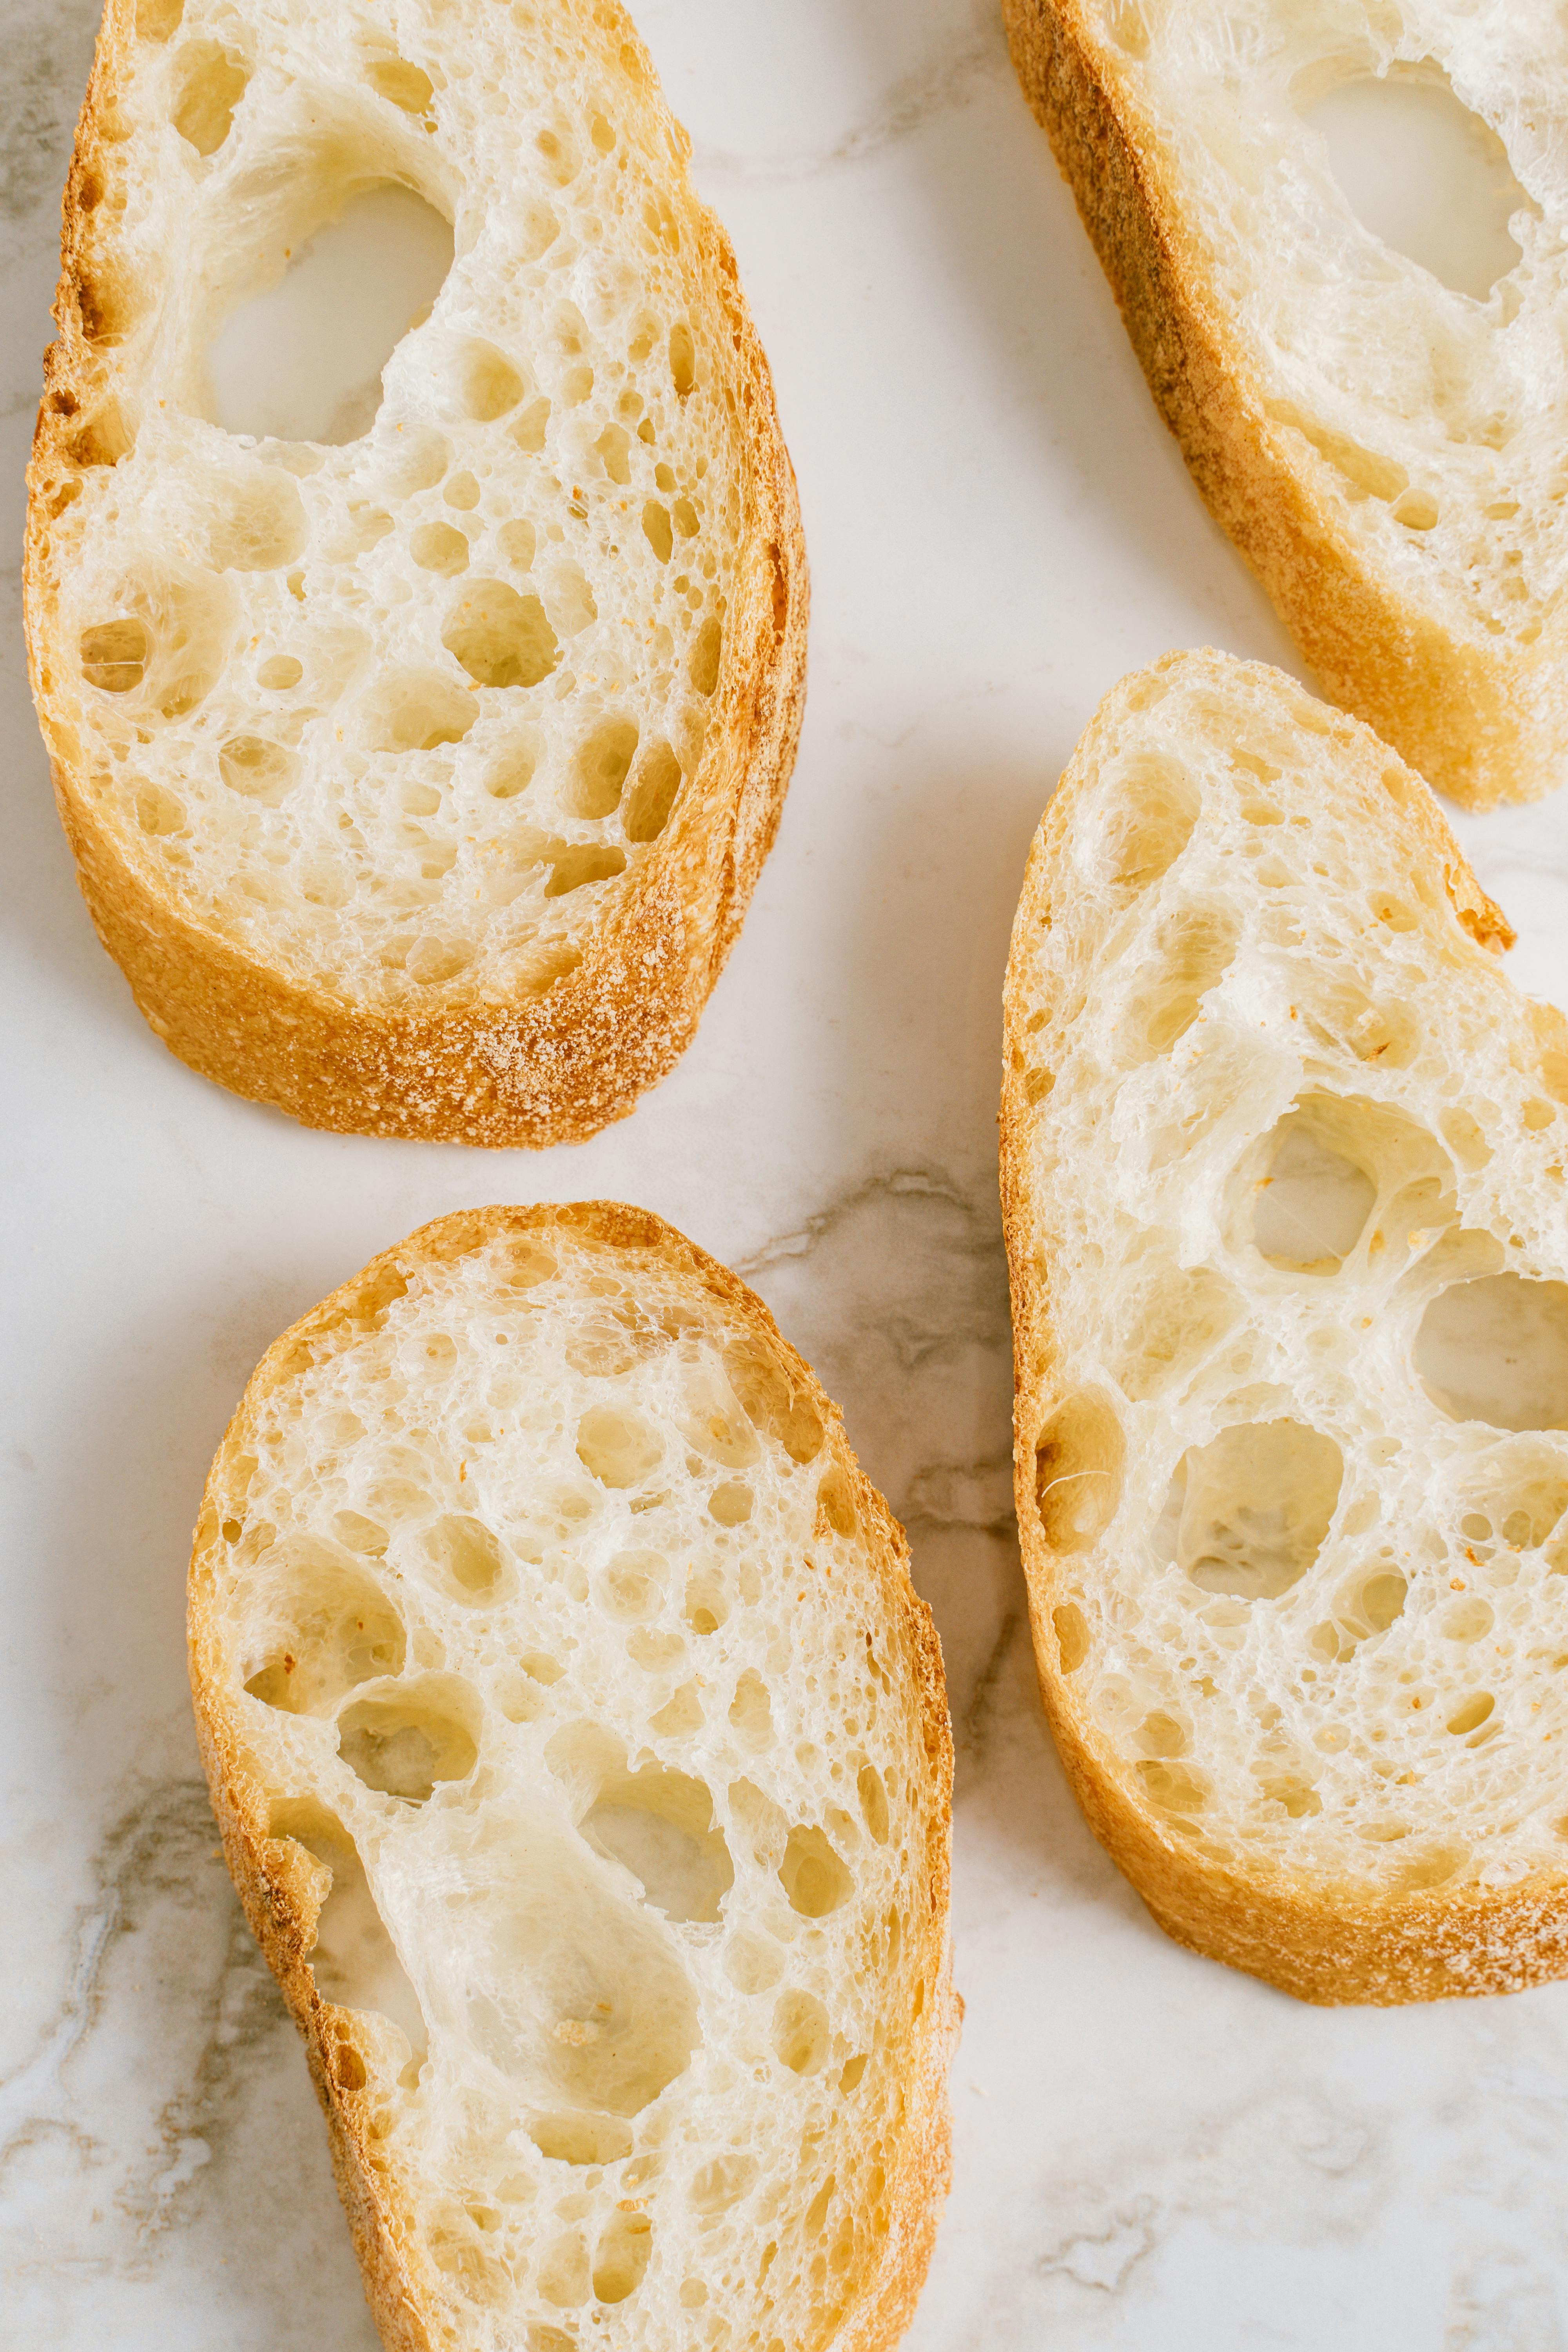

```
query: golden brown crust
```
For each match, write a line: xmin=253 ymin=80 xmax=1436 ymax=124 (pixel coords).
xmin=27 ymin=0 xmax=808 ymax=1146
xmin=189 ymin=1202 xmax=955 ymax=2349
xmin=999 ymin=648 xmax=1565 ymax=2008
xmin=1002 ymin=0 xmax=1566 ymax=810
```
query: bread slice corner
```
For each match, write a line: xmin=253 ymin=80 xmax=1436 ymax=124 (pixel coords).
xmin=1004 ymin=0 xmax=1566 ymax=809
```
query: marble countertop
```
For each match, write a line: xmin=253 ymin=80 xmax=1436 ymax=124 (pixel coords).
xmin=7 ymin=2 xmax=1568 ymax=2344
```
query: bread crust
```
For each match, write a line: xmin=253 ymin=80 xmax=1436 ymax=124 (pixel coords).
xmin=189 ymin=1202 xmax=956 ymax=2350
xmin=997 ymin=648 xmax=1568 ymax=2009
xmin=27 ymin=0 xmax=807 ymax=1145
xmin=1003 ymin=0 xmax=1566 ymax=810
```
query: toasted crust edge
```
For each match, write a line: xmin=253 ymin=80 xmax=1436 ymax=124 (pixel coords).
xmin=26 ymin=0 xmax=808 ymax=1147
xmin=996 ymin=648 xmax=1568 ymax=2008
xmin=188 ymin=1201 xmax=956 ymax=2350
xmin=1002 ymin=0 xmax=1565 ymax=811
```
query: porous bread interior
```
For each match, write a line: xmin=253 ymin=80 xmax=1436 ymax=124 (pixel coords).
xmin=196 ymin=1214 xmax=948 ymax=2352
xmin=1082 ymin=3 xmax=1568 ymax=662
xmin=1006 ymin=650 xmax=1568 ymax=1907
xmin=38 ymin=0 xmax=748 ymax=1006
xmin=1065 ymin=1 xmax=1566 ymax=661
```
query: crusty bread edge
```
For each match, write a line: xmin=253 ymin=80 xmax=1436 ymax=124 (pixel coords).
xmin=996 ymin=648 xmax=1568 ymax=2008
xmin=26 ymin=0 xmax=808 ymax=1146
xmin=1002 ymin=0 xmax=1563 ymax=811
xmin=189 ymin=1201 xmax=956 ymax=2349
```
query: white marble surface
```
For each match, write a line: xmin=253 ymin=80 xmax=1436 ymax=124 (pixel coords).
xmin=6 ymin=2 xmax=1568 ymax=2343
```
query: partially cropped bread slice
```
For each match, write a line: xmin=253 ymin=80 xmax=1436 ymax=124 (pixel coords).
xmin=190 ymin=1204 xmax=955 ymax=2352
xmin=1004 ymin=0 xmax=1564 ymax=809
xmin=27 ymin=0 xmax=804 ymax=1143
xmin=1000 ymin=646 xmax=1568 ymax=2005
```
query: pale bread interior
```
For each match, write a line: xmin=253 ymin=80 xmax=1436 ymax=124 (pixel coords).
xmin=197 ymin=1218 xmax=944 ymax=2350
xmin=1075 ymin=1 xmax=1564 ymax=653
xmin=1009 ymin=652 xmax=1568 ymax=1900
xmin=49 ymin=0 xmax=739 ymax=1004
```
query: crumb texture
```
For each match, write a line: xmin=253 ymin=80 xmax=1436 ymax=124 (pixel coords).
xmin=1003 ymin=650 xmax=1568 ymax=1994
xmin=29 ymin=0 xmax=804 ymax=1138
xmin=191 ymin=1206 xmax=953 ymax=2352
xmin=1004 ymin=0 xmax=1568 ymax=806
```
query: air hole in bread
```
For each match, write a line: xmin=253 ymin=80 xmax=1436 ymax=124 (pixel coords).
xmin=580 ymin=1766 xmax=733 ymax=1923
xmin=779 ymin=1826 xmax=852 ymax=1919
xmin=724 ymin=1340 xmax=824 ymax=1463
xmin=444 ymin=580 xmax=560 ymax=690
xmin=708 ymin=1481 xmax=752 ymax=1526
xmin=219 ymin=733 xmax=295 ymax=804
xmin=1052 ymin=1603 xmax=1090 ymax=1673
xmin=207 ymin=184 xmax=454 ymax=445
xmin=566 ymin=717 xmax=639 ymax=817
xmin=364 ymin=55 xmax=436 ymax=117
xmin=813 ymin=1465 xmax=855 ymax=1539
xmin=691 ymin=2152 xmax=757 ymax=2214
xmin=423 ymin=1512 xmax=506 ymax=1599
xmin=771 ymin=1989 xmax=829 ymax=2075
xmin=1134 ymin=1758 xmax=1208 ymax=1818
xmin=243 ymin=1549 xmax=405 ymax=1711
xmin=136 ymin=0 xmax=183 ymax=37
xmin=720 ymin=1670 xmax=769 ymax=1753
xmin=576 ymin=1406 xmax=662 ymax=1488
xmin=411 ymin=521 xmax=470 ymax=577
xmin=1112 ymin=1260 xmax=1240 ymax=1401
xmin=1299 ymin=67 xmax=1527 ymax=303
xmin=669 ymin=321 xmax=695 ymax=396
xmin=596 ymin=423 xmax=632 ymax=485
xmin=364 ymin=670 xmax=477 ymax=753
xmin=1252 ymin=1110 xmax=1376 ymax=1271
xmin=642 ymin=500 xmax=673 ymax=562
xmin=528 ymin=2112 xmax=632 ymax=2167
xmin=684 ymin=1566 xmax=730 ymax=1632
xmin=80 ymin=618 xmax=148 ymax=693
xmin=1301 ymin=981 xmax=1416 ymax=1069
xmin=1447 ymin=1692 xmax=1496 ymax=1736
xmin=485 ymin=733 xmax=541 ymax=801
xmin=1443 ymin=1597 xmax=1495 ymax=1642
xmin=463 ymin=1839 xmax=700 ymax=2116
xmin=136 ymin=782 xmax=185 ymax=835
xmin=338 ymin=1682 xmax=479 ymax=1802
xmin=1176 ymin=1419 xmax=1343 ymax=1600
xmin=271 ymin=1798 xmax=428 ymax=2067
xmin=1416 ymin=1275 xmax=1568 ymax=1430
xmin=1125 ymin=909 xmax=1238 ymax=1060
xmin=1102 ymin=753 xmax=1200 ymax=889
xmin=688 ymin=615 xmax=722 ymax=696
xmin=1034 ymin=1391 xmax=1125 ymax=1552
xmin=171 ymin=39 xmax=250 ymax=156
xmin=258 ymin=653 xmax=303 ymax=690
xmin=543 ymin=844 xmax=626 ymax=897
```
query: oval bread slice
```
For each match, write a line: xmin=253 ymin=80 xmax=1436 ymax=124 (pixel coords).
xmin=189 ymin=1203 xmax=955 ymax=2351
xmin=1004 ymin=0 xmax=1564 ymax=809
xmin=27 ymin=0 xmax=805 ymax=1143
xmin=1001 ymin=646 xmax=1568 ymax=2006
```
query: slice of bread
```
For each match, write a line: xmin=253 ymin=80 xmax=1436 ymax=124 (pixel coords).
xmin=1000 ymin=646 xmax=1568 ymax=2006
xmin=1004 ymin=1 xmax=1559 ymax=809
xmin=189 ymin=1204 xmax=955 ymax=2351
xmin=27 ymin=0 xmax=805 ymax=1144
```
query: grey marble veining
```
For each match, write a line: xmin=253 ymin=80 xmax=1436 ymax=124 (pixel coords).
xmin=8 ymin=1 xmax=1568 ymax=2345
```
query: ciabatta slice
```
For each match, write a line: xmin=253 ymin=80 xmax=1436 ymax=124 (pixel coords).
xmin=1004 ymin=0 xmax=1563 ymax=809
xmin=1001 ymin=646 xmax=1568 ymax=2005
xmin=28 ymin=0 xmax=804 ymax=1143
xmin=190 ymin=1204 xmax=955 ymax=2352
